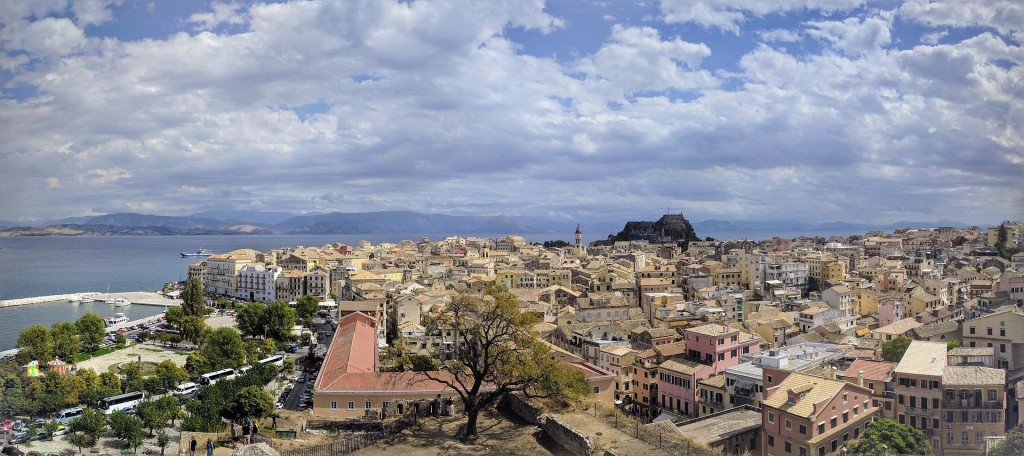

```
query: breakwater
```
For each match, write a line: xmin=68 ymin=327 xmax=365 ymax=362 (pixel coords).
xmin=0 ymin=292 xmax=100 ymax=308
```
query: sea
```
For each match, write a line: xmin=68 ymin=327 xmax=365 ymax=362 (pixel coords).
xmin=0 ymin=228 xmax=862 ymax=350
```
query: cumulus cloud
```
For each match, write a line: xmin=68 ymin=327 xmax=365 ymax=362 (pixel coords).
xmin=0 ymin=0 xmax=1020 ymax=224
xmin=900 ymin=0 xmax=1024 ymax=41
xmin=805 ymin=14 xmax=893 ymax=56
xmin=660 ymin=0 xmax=868 ymax=33
xmin=188 ymin=2 xmax=246 ymax=31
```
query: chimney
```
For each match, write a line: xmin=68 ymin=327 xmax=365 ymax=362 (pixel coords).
xmin=858 ymin=370 xmax=864 ymax=387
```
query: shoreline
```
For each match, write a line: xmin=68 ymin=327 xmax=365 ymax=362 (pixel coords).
xmin=0 ymin=291 xmax=182 ymax=308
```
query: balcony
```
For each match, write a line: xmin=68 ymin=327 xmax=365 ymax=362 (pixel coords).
xmin=698 ymin=398 xmax=724 ymax=408
xmin=943 ymin=400 xmax=1004 ymax=409
xmin=905 ymin=406 xmax=934 ymax=417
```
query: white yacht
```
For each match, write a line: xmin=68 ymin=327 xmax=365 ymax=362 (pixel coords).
xmin=104 ymin=313 xmax=129 ymax=327
xmin=110 ymin=298 xmax=131 ymax=307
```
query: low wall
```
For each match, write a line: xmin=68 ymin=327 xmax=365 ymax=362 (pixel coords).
xmin=501 ymin=393 xmax=593 ymax=455
xmin=0 ymin=292 xmax=99 ymax=308
xmin=540 ymin=415 xmax=594 ymax=456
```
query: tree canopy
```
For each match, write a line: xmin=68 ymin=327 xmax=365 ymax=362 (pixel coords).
xmin=988 ymin=423 xmax=1024 ymax=456
xmin=845 ymin=418 xmax=931 ymax=456
xmin=181 ymin=277 xmax=206 ymax=316
xmin=16 ymin=325 xmax=54 ymax=364
xmin=75 ymin=313 xmax=106 ymax=353
xmin=882 ymin=336 xmax=912 ymax=362
xmin=296 ymin=295 xmax=319 ymax=328
xmin=422 ymin=286 xmax=590 ymax=439
xmin=51 ymin=322 xmax=81 ymax=361
xmin=229 ymin=385 xmax=273 ymax=422
xmin=200 ymin=327 xmax=247 ymax=371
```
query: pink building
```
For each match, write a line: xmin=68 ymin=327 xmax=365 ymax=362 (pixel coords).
xmin=877 ymin=297 xmax=905 ymax=328
xmin=658 ymin=359 xmax=714 ymax=418
xmin=684 ymin=323 xmax=763 ymax=374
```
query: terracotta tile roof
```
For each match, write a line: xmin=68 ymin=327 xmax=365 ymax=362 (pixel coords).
xmin=842 ymin=359 xmax=896 ymax=382
xmin=762 ymin=372 xmax=848 ymax=419
xmin=315 ymin=312 xmax=378 ymax=392
xmin=659 ymin=359 xmax=711 ymax=376
xmin=942 ymin=366 xmax=1005 ymax=386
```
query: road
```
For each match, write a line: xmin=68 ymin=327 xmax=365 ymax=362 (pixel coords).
xmin=279 ymin=316 xmax=333 ymax=411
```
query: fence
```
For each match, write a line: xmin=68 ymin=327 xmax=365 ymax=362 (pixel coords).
xmin=281 ymin=410 xmax=420 ymax=456
xmin=585 ymin=402 xmax=733 ymax=456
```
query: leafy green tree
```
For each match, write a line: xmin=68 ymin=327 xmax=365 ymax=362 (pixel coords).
xmin=70 ymin=408 xmax=107 ymax=442
xmin=152 ymin=360 xmax=189 ymax=392
xmin=845 ymin=418 xmax=930 ymax=456
xmin=296 ymin=295 xmax=319 ymax=328
xmin=185 ymin=353 xmax=211 ymax=378
xmin=44 ymin=420 xmax=60 ymax=440
xmin=75 ymin=313 xmax=106 ymax=353
xmin=245 ymin=339 xmax=278 ymax=364
xmin=51 ymin=321 xmax=82 ymax=361
xmin=179 ymin=316 xmax=209 ymax=347
xmin=228 ymin=385 xmax=273 ymax=422
xmin=99 ymin=371 xmax=122 ymax=394
xmin=265 ymin=301 xmax=297 ymax=342
xmin=16 ymin=324 xmax=54 ymax=364
xmin=201 ymin=327 xmax=247 ymax=370
xmin=283 ymin=358 xmax=295 ymax=376
xmin=154 ymin=395 xmax=182 ymax=427
xmin=113 ymin=333 xmax=127 ymax=347
xmin=408 ymin=354 xmax=439 ymax=372
xmin=109 ymin=409 xmax=144 ymax=449
xmin=120 ymin=361 xmax=144 ymax=393
xmin=156 ymin=430 xmax=171 ymax=456
xmin=0 ymin=375 xmax=28 ymax=417
xmin=24 ymin=424 xmax=39 ymax=445
xmin=947 ymin=339 xmax=961 ymax=350
xmin=181 ymin=277 xmax=206 ymax=316
xmin=68 ymin=431 xmax=94 ymax=454
xmin=41 ymin=370 xmax=83 ymax=411
xmin=164 ymin=306 xmax=184 ymax=327
xmin=236 ymin=302 xmax=267 ymax=339
xmin=882 ymin=336 xmax=913 ymax=362
xmin=422 ymin=287 xmax=591 ymax=440
xmin=988 ymin=423 xmax=1024 ymax=456
xmin=136 ymin=400 xmax=166 ymax=437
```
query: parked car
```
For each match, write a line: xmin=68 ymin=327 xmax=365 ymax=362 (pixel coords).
xmin=52 ymin=425 xmax=68 ymax=437
xmin=9 ymin=431 xmax=28 ymax=444
xmin=1 ymin=419 xmax=12 ymax=432
xmin=11 ymin=420 xmax=24 ymax=432
xmin=2 ymin=446 xmax=24 ymax=456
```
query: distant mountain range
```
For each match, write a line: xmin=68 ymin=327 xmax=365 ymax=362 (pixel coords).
xmin=0 ymin=211 xmax=976 ymax=237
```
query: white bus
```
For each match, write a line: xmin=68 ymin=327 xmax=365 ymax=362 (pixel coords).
xmin=98 ymin=391 xmax=145 ymax=415
xmin=257 ymin=355 xmax=285 ymax=369
xmin=199 ymin=368 xmax=236 ymax=385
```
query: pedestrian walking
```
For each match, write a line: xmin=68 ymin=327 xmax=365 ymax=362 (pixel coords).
xmin=205 ymin=439 xmax=213 ymax=456
xmin=189 ymin=437 xmax=197 ymax=456
xmin=251 ymin=421 xmax=259 ymax=443
xmin=241 ymin=422 xmax=250 ymax=445
xmin=230 ymin=421 xmax=237 ymax=444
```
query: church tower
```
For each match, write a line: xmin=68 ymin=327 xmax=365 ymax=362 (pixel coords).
xmin=575 ymin=224 xmax=583 ymax=256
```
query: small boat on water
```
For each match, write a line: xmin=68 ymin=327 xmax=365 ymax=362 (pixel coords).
xmin=80 ymin=296 xmax=96 ymax=303
xmin=69 ymin=295 xmax=82 ymax=303
xmin=104 ymin=313 xmax=129 ymax=327
xmin=108 ymin=297 xmax=131 ymax=307
xmin=181 ymin=248 xmax=213 ymax=258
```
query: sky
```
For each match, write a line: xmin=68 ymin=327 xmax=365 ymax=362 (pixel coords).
xmin=0 ymin=0 xmax=1021 ymax=226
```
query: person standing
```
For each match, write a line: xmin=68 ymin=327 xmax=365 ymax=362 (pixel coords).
xmin=432 ymin=395 xmax=442 ymax=417
xmin=251 ymin=421 xmax=259 ymax=443
xmin=241 ymin=422 xmax=250 ymax=445
xmin=230 ymin=421 xmax=237 ymax=445
xmin=189 ymin=437 xmax=197 ymax=456
xmin=205 ymin=439 xmax=213 ymax=456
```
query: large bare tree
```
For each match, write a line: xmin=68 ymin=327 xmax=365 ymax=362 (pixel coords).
xmin=422 ymin=286 xmax=589 ymax=440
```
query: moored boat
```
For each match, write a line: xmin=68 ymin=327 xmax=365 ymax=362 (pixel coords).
xmin=180 ymin=248 xmax=213 ymax=258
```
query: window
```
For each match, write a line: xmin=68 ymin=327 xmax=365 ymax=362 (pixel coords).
xmin=831 ymin=417 xmax=838 ymax=428
xmin=854 ymin=406 xmax=859 ymax=415
xmin=785 ymin=419 xmax=792 ymax=430
xmin=347 ymin=401 xmax=355 ymax=410
xmin=1001 ymin=328 xmax=1006 ymax=337
xmin=330 ymin=401 xmax=338 ymax=410
xmin=785 ymin=441 xmax=792 ymax=453
xmin=843 ymin=393 xmax=848 ymax=403
xmin=987 ymin=327 xmax=993 ymax=336
xmin=768 ymin=435 xmax=775 ymax=447
xmin=768 ymin=412 xmax=775 ymax=423
xmin=365 ymin=401 xmax=372 ymax=410
xmin=962 ymin=432 xmax=969 ymax=445
xmin=989 ymin=389 xmax=997 ymax=401
xmin=843 ymin=411 xmax=849 ymax=423
xmin=818 ymin=423 xmax=825 ymax=434
xmin=718 ymin=353 xmax=725 ymax=361
xmin=969 ymin=327 xmax=976 ymax=334
xmin=854 ymin=428 xmax=860 ymax=438
xmin=799 ymin=424 xmax=807 ymax=435
xmin=800 ymin=448 xmax=807 ymax=456
xmin=1002 ymin=343 xmax=1007 ymax=353
xmin=768 ymin=375 xmax=773 ymax=383
xmin=594 ymin=387 xmax=600 ymax=394
xmin=977 ymin=432 xmax=985 ymax=444
xmin=831 ymin=439 xmax=838 ymax=452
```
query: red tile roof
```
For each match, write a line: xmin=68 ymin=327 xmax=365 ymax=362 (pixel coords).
xmin=843 ymin=359 xmax=896 ymax=382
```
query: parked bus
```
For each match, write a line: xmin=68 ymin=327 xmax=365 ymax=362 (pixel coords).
xmin=98 ymin=392 xmax=145 ymax=415
xmin=199 ymin=368 xmax=236 ymax=385
xmin=257 ymin=355 xmax=284 ymax=369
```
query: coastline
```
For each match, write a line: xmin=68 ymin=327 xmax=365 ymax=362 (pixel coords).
xmin=0 ymin=291 xmax=181 ymax=308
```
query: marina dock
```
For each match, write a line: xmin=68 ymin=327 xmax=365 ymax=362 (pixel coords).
xmin=0 ymin=291 xmax=181 ymax=308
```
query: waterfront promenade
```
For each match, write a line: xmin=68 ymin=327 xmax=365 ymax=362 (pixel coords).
xmin=0 ymin=311 xmax=170 ymax=360
xmin=0 ymin=290 xmax=181 ymax=308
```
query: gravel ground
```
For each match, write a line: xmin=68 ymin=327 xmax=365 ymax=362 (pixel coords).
xmin=76 ymin=344 xmax=188 ymax=373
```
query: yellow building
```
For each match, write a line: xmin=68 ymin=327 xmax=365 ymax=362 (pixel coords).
xmin=822 ymin=260 xmax=846 ymax=283
xmin=697 ymin=374 xmax=728 ymax=417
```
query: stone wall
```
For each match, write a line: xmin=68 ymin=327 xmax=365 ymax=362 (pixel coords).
xmin=540 ymin=415 xmax=594 ymax=456
xmin=501 ymin=393 xmax=542 ymax=424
